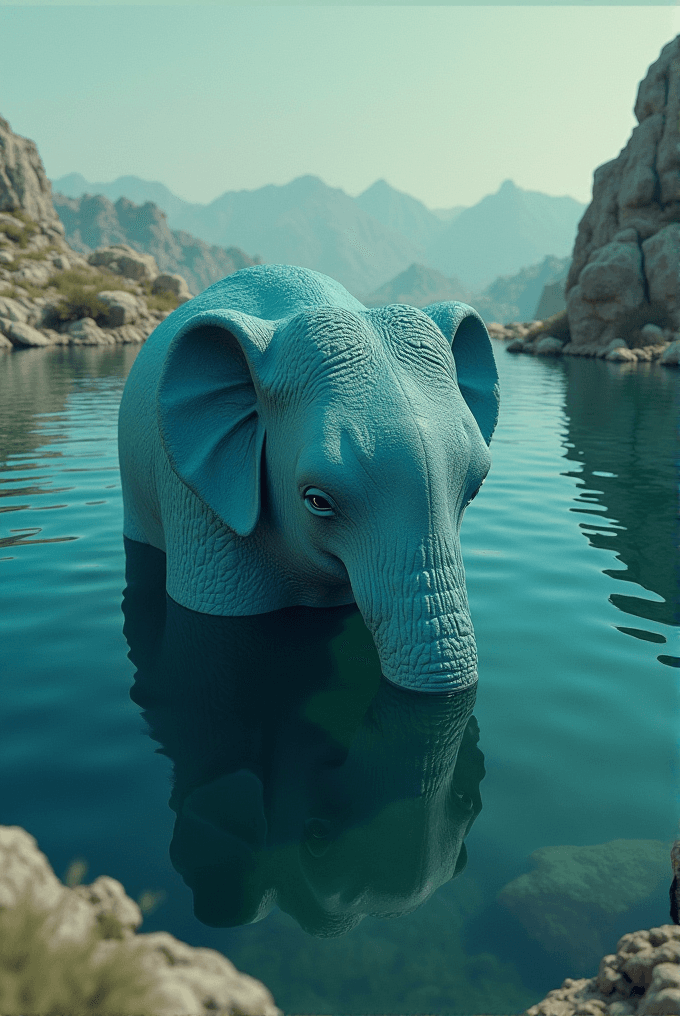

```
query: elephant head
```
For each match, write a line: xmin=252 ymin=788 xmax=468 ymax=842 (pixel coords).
xmin=122 ymin=538 xmax=485 ymax=936
xmin=119 ymin=264 xmax=499 ymax=692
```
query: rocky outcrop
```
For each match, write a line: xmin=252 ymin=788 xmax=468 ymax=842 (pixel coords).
xmin=0 ymin=115 xmax=63 ymax=228
xmin=53 ymin=191 xmax=262 ymax=297
xmin=0 ymin=824 xmax=281 ymax=1016
xmin=520 ymin=925 xmax=680 ymax=1016
xmin=564 ymin=34 xmax=680 ymax=356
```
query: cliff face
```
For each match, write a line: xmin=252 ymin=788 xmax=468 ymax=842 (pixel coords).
xmin=0 ymin=115 xmax=62 ymax=227
xmin=565 ymin=34 xmax=680 ymax=354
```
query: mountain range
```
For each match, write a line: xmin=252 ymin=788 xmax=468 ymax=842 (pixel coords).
xmin=52 ymin=172 xmax=584 ymax=299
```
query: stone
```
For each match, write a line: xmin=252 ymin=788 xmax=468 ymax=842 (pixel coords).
xmin=0 ymin=249 xmax=14 ymax=265
xmin=506 ymin=337 xmax=527 ymax=352
xmin=66 ymin=316 xmax=113 ymax=345
xmin=87 ymin=242 xmax=159 ymax=282
xmin=152 ymin=271 xmax=192 ymax=303
xmin=606 ymin=347 xmax=638 ymax=362
xmin=51 ymin=253 xmax=70 ymax=270
xmin=0 ymin=332 xmax=12 ymax=349
xmin=498 ymin=839 xmax=672 ymax=970
xmin=96 ymin=289 xmax=143 ymax=327
xmin=535 ymin=336 xmax=564 ymax=356
xmin=5 ymin=319 xmax=51 ymax=347
xmin=639 ymin=323 xmax=665 ymax=345
xmin=0 ymin=824 xmax=282 ymax=1016
xmin=0 ymin=115 xmax=62 ymax=226
xmin=565 ymin=35 xmax=680 ymax=352
xmin=659 ymin=339 xmax=680 ymax=365
xmin=0 ymin=295 xmax=28 ymax=322
xmin=642 ymin=224 xmax=680 ymax=329
xmin=12 ymin=261 xmax=53 ymax=287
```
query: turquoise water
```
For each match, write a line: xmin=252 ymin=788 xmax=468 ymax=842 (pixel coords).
xmin=0 ymin=340 xmax=677 ymax=1015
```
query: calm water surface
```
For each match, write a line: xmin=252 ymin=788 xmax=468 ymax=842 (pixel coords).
xmin=0 ymin=340 xmax=677 ymax=1016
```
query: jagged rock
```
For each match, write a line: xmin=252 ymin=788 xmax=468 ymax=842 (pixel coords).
xmin=535 ymin=336 xmax=564 ymax=356
xmin=0 ymin=115 xmax=62 ymax=226
xmin=151 ymin=271 xmax=192 ymax=303
xmin=565 ymin=35 xmax=680 ymax=352
xmin=96 ymin=289 xmax=144 ymax=327
xmin=87 ymin=242 xmax=159 ymax=282
xmin=0 ymin=825 xmax=282 ymax=1016
xmin=4 ymin=319 xmax=52 ymax=347
xmin=66 ymin=317 xmax=114 ymax=345
xmin=522 ymin=926 xmax=680 ymax=1016
xmin=12 ymin=261 xmax=54 ymax=287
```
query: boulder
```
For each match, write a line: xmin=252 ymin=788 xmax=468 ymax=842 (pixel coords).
xmin=0 ymin=115 xmax=62 ymax=226
xmin=565 ymin=35 xmax=680 ymax=352
xmin=4 ymin=319 xmax=51 ymax=347
xmin=66 ymin=317 xmax=114 ymax=346
xmin=535 ymin=336 xmax=564 ymax=356
xmin=96 ymin=289 xmax=144 ymax=327
xmin=87 ymin=243 xmax=159 ymax=283
xmin=0 ymin=824 xmax=282 ymax=1016
xmin=0 ymin=295 xmax=28 ymax=322
xmin=660 ymin=339 xmax=680 ymax=366
xmin=606 ymin=346 xmax=638 ymax=362
xmin=12 ymin=261 xmax=53 ymax=287
xmin=152 ymin=271 xmax=192 ymax=303
xmin=498 ymin=839 xmax=672 ymax=970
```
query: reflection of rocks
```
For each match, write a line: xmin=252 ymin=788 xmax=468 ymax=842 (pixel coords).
xmin=498 ymin=840 xmax=671 ymax=970
xmin=0 ymin=824 xmax=282 ymax=1016
xmin=564 ymin=35 xmax=680 ymax=357
xmin=562 ymin=356 xmax=679 ymax=630
xmin=521 ymin=924 xmax=680 ymax=1016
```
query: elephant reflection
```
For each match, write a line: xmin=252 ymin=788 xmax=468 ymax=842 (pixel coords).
xmin=123 ymin=538 xmax=485 ymax=937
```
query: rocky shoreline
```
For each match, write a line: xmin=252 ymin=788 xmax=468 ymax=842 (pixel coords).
xmin=485 ymin=314 xmax=680 ymax=366
xmin=1 ymin=824 xmax=678 ymax=1016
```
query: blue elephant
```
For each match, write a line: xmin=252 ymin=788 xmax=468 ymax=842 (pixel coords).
xmin=118 ymin=264 xmax=499 ymax=692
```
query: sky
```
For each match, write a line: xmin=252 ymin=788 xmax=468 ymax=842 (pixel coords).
xmin=1 ymin=5 xmax=679 ymax=211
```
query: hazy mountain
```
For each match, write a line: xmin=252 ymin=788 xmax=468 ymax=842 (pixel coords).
xmin=52 ymin=192 xmax=260 ymax=296
xmin=53 ymin=172 xmax=195 ymax=225
xmin=51 ymin=172 xmax=584 ymax=298
xmin=423 ymin=179 xmax=584 ymax=291
xmin=363 ymin=263 xmax=472 ymax=308
xmin=354 ymin=178 xmax=450 ymax=249
xmin=364 ymin=255 xmax=571 ymax=325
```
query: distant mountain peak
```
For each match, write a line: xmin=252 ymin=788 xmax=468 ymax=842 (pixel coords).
xmin=499 ymin=179 xmax=517 ymax=191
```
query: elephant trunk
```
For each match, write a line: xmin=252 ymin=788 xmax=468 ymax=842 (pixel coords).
xmin=348 ymin=531 xmax=478 ymax=694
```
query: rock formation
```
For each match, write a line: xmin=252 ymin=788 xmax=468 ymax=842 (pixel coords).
xmin=564 ymin=34 xmax=680 ymax=359
xmin=0 ymin=115 xmax=258 ymax=353
xmin=53 ymin=191 xmax=261 ymax=297
xmin=0 ymin=824 xmax=281 ymax=1016
xmin=0 ymin=115 xmax=62 ymax=227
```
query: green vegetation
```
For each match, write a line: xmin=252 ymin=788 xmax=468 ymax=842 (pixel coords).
xmin=0 ymin=881 xmax=166 ymax=1016
xmin=140 ymin=279 xmax=181 ymax=314
xmin=0 ymin=208 xmax=41 ymax=248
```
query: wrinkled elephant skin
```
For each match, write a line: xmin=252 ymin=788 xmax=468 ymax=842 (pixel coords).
xmin=118 ymin=264 xmax=500 ymax=692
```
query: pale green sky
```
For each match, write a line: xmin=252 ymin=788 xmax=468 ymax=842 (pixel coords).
xmin=1 ymin=5 xmax=678 ymax=209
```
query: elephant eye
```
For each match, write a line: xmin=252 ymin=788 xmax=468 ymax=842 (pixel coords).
xmin=303 ymin=487 xmax=336 ymax=516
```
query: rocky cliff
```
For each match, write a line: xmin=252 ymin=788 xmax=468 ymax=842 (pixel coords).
xmin=0 ymin=115 xmax=256 ymax=353
xmin=563 ymin=33 xmax=680 ymax=362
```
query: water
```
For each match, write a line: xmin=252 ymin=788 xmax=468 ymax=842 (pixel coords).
xmin=0 ymin=340 xmax=677 ymax=1016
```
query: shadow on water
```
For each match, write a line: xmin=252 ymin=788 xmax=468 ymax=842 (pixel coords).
xmin=560 ymin=357 xmax=679 ymax=663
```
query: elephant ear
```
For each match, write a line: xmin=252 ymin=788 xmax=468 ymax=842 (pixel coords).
xmin=421 ymin=302 xmax=500 ymax=445
xmin=157 ymin=309 xmax=275 ymax=537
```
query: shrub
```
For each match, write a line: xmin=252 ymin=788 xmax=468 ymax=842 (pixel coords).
xmin=0 ymin=209 xmax=40 ymax=248
xmin=50 ymin=269 xmax=136 ymax=325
